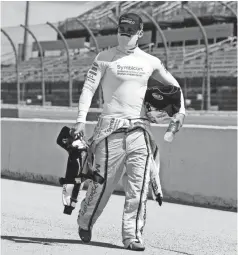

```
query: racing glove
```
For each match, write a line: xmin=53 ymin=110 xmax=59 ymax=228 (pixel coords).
xmin=70 ymin=122 xmax=85 ymax=138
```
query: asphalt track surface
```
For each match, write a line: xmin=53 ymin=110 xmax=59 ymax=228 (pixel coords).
xmin=1 ymin=179 xmax=237 ymax=255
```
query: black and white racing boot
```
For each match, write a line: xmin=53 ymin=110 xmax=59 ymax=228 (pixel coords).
xmin=127 ymin=241 xmax=145 ymax=251
xmin=78 ymin=227 xmax=92 ymax=243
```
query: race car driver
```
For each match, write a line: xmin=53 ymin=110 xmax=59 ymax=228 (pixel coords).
xmin=71 ymin=12 xmax=186 ymax=251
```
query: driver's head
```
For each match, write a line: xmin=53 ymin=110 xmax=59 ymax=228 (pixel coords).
xmin=117 ymin=13 xmax=143 ymax=50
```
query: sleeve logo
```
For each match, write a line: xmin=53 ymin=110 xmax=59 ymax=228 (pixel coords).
xmin=92 ymin=62 xmax=99 ymax=67
xmin=89 ymin=70 xmax=97 ymax=76
xmin=91 ymin=66 xmax=97 ymax=72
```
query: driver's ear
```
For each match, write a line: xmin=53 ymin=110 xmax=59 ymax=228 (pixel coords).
xmin=138 ymin=30 xmax=143 ymax=38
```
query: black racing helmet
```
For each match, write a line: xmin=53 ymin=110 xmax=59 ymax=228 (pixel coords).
xmin=144 ymin=83 xmax=182 ymax=117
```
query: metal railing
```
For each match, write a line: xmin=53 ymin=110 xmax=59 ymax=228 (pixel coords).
xmin=182 ymin=2 xmax=210 ymax=110
xmin=1 ymin=28 xmax=20 ymax=104
xmin=46 ymin=22 xmax=73 ymax=107
xmin=184 ymin=37 xmax=237 ymax=62
xmin=20 ymin=24 xmax=46 ymax=105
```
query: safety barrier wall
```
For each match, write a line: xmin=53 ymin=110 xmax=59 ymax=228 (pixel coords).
xmin=1 ymin=118 xmax=237 ymax=211
xmin=1 ymin=104 xmax=237 ymax=126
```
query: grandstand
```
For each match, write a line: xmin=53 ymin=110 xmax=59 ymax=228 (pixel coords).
xmin=1 ymin=1 xmax=237 ymax=110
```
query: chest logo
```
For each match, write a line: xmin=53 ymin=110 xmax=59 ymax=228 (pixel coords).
xmin=116 ymin=64 xmax=145 ymax=77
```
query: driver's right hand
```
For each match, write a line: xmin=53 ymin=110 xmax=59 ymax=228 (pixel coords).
xmin=70 ymin=122 xmax=85 ymax=138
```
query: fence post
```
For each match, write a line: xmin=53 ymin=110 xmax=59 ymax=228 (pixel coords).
xmin=181 ymin=3 xmax=210 ymax=110
xmin=1 ymin=28 xmax=20 ymax=105
xmin=76 ymin=19 xmax=100 ymax=54
xmin=20 ymin=24 xmax=45 ymax=106
xmin=75 ymin=19 xmax=102 ymax=108
xmin=46 ymin=22 xmax=73 ymax=107
xmin=22 ymin=1 xmax=30 ymax=61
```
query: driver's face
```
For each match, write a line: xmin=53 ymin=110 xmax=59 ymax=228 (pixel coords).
xmin=118 ymin=24 xmax=139 ymax=36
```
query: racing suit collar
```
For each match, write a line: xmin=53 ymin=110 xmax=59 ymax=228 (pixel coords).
xmin=117 ymin=45 xmax=137 ymax=54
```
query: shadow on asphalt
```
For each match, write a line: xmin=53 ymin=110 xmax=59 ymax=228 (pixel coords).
xmin=1 ymin=235 xmax=195 ymax=254
xmin=1 ymin=235 xmax=125 ymax=250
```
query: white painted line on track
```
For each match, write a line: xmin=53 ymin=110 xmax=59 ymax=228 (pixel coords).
xmin=1 ymin=118 xmax=237 ymax=130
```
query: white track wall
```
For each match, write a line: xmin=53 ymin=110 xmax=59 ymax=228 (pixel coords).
xmin=1 ymin=118 xmax=237 ymax=210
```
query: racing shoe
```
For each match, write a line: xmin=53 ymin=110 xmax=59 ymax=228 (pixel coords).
xmin=78 ymin=227 xmax=92 ymax=243
xmin=127 ymin=241 xmax=145 ymax=251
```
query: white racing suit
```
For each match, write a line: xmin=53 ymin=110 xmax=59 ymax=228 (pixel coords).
xmin=76 ymin=45 xmax=185 ymax=247
xmin=78 ymin=117 xmax=161 ymax=247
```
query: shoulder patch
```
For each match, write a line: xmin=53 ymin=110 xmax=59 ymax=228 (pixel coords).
xmin=89 ymin=70 xmax=97 ymax=76
xmin=92 ymin=62 xmax=99 ymax=67
xmin=91 ymin=66 xmax=98 ymax=72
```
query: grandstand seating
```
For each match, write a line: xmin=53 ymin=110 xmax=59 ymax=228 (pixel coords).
xmin=152 ymin=1 xmax=237 ymax=22
xmin=143 ymin=36 xmax=237 ymax=78
xmin=2 ymin=36 xmax=237 ymax=83
xmin=1 ymin=1 xmax=237 ymax=109
xmin=177 ymin=37 xmax=237 ymax=77
xmin=58 ymin=1 xmax=237 ymax=32
xmin=58 ymin=1 xmax=166 ymax=31
xmin=58 ymin=1 xmax=163 ymax=32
